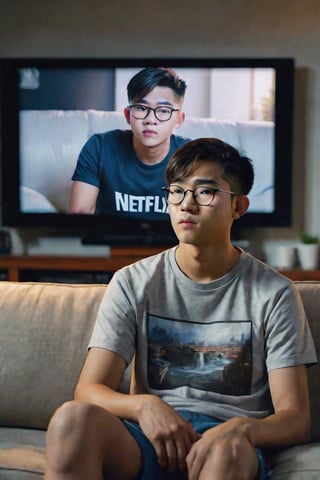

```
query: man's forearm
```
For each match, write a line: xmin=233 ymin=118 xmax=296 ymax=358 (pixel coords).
xmin=240 ymin=409 xmax=310 ymax=448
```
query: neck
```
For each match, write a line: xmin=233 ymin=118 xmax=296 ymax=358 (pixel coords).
xmin=175 ymin=242 xmax=241 ymax=283
xmin=133 ymin=138 xmax=171 ymax=165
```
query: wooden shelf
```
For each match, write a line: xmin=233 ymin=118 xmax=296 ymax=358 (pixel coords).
xmin=0 ymin=251 xmax=319 ymax=282
xmin=0 ymin=247 xmax=165 ymax=282
xmin=278 ymin=269 xmax=320 ymax=281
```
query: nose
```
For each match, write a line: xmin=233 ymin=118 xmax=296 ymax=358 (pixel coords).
xmin=143 ymin=108 xmax=157 ymax=123
xmin=180 ymin=190 xmax=197 ymax=210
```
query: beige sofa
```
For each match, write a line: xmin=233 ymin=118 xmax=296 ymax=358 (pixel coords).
xmin=0 ymin=280 xmax=319 ymax=479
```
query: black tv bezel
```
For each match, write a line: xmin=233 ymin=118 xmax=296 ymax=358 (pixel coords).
xmin=0 ymin=57 xmax=294 ymax=245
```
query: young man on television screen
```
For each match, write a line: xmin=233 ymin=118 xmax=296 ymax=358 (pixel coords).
xmin=68 ymin=67 xmax=188 ymax=220
xmin=46 ymin=138 xmax=316 ymax=480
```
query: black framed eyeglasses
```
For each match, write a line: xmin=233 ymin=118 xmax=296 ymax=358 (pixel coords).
xmin=162 ymin=185 xmax=238 ymax=206
xmin=128 ymin=104 xmax=180 ymax=122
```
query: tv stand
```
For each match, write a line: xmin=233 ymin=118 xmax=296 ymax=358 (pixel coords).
xmin=81 ymin=233 xmax=176 ymax=247
xmin=0 ymin=247 xmax=165 ymax=282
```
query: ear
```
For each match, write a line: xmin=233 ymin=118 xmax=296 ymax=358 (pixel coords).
xmin=123 ymin=107 xmax=131 ymax=125
xmin=232 ymin=195 xmax=250 ymax=220
xmin=174 ymin=111 xmax=185 ymax=129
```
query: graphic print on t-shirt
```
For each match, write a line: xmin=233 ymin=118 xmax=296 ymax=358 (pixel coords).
xmin=114 ymin=191 xmax=169 ymax=215
xmin=147 ymin=314 xmax=252 ymax=396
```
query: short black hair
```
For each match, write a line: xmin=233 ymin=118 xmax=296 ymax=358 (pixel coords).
xmin=127 ymin=67 xmax=187 ymax=103
xmin=165 ymin=138 xmax=254 ymax=195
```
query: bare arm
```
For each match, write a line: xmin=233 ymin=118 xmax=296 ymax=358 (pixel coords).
xmin=245 ymin=364 xmax=311 ymax=447
xmin=74 ymin=347 xmax=138 ymax=419
xmin=68 ymin=181 xmax=99 ymax=214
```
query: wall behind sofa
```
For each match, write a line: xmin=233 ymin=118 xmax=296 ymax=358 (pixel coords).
xmin=0 ymin=0 xmax=319 ymax=253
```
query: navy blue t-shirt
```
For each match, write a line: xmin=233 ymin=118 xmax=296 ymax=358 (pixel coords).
xmin=72 ymin=129 xmax=189 ymax=220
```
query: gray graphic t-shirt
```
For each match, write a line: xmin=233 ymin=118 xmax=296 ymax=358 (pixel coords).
xmin=89 ymin=248 xmax=316 ymax=421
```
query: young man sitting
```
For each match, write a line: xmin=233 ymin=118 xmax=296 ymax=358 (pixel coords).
xmin=46 ymin=138 xmax=316 ymax=480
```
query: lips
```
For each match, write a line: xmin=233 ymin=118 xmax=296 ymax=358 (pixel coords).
xmin=143 ymin=129 xmax=157 ymax=136
xmin=179 ymin=218 xmax=196 ymax=226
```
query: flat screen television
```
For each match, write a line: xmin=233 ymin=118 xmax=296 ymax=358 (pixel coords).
xmin=0 ymin=57 xmax=294 ymax=246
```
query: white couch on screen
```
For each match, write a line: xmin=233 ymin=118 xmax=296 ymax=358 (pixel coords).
xmin=20 ymin=110 xmax=274 ymax=213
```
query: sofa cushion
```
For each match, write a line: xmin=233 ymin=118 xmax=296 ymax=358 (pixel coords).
xmin=88 ymin=109 xmax=128 ymax=135
xmin=179 ymin=116 xmax=240 ymax=145
xmin=20 ymin=186 xmax=57 ymax=213
xmin=0 ymin=427 xmax=45 ymax=479
xmin=266 ymin=443 xmax=320 ymax=479
xmin=0 ymin=447 xmax=45 ymax=478
xmin=0 ymin=469 xmax=43 ymax=480
xmin=294 ymin=282 xmax=320 ymax=442
xmin=20 ymin=110 xmax=89 ymax=212
xmin=0 ymin=282 xmax=107 ymax=430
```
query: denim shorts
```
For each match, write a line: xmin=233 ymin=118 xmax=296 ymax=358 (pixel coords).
xmin=124 ymin=410 xmax=267 ymax=480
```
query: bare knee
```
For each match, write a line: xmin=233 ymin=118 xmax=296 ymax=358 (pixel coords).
xmin=47 ymin=401 xmax=94 ymax=442
xmin=46 ymin=400 xmax=106 ymax=473
xmin=199 ymin=433 xmax=259 ymax=480
xmin=46 ymin=400 xmax=142 ymax=479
